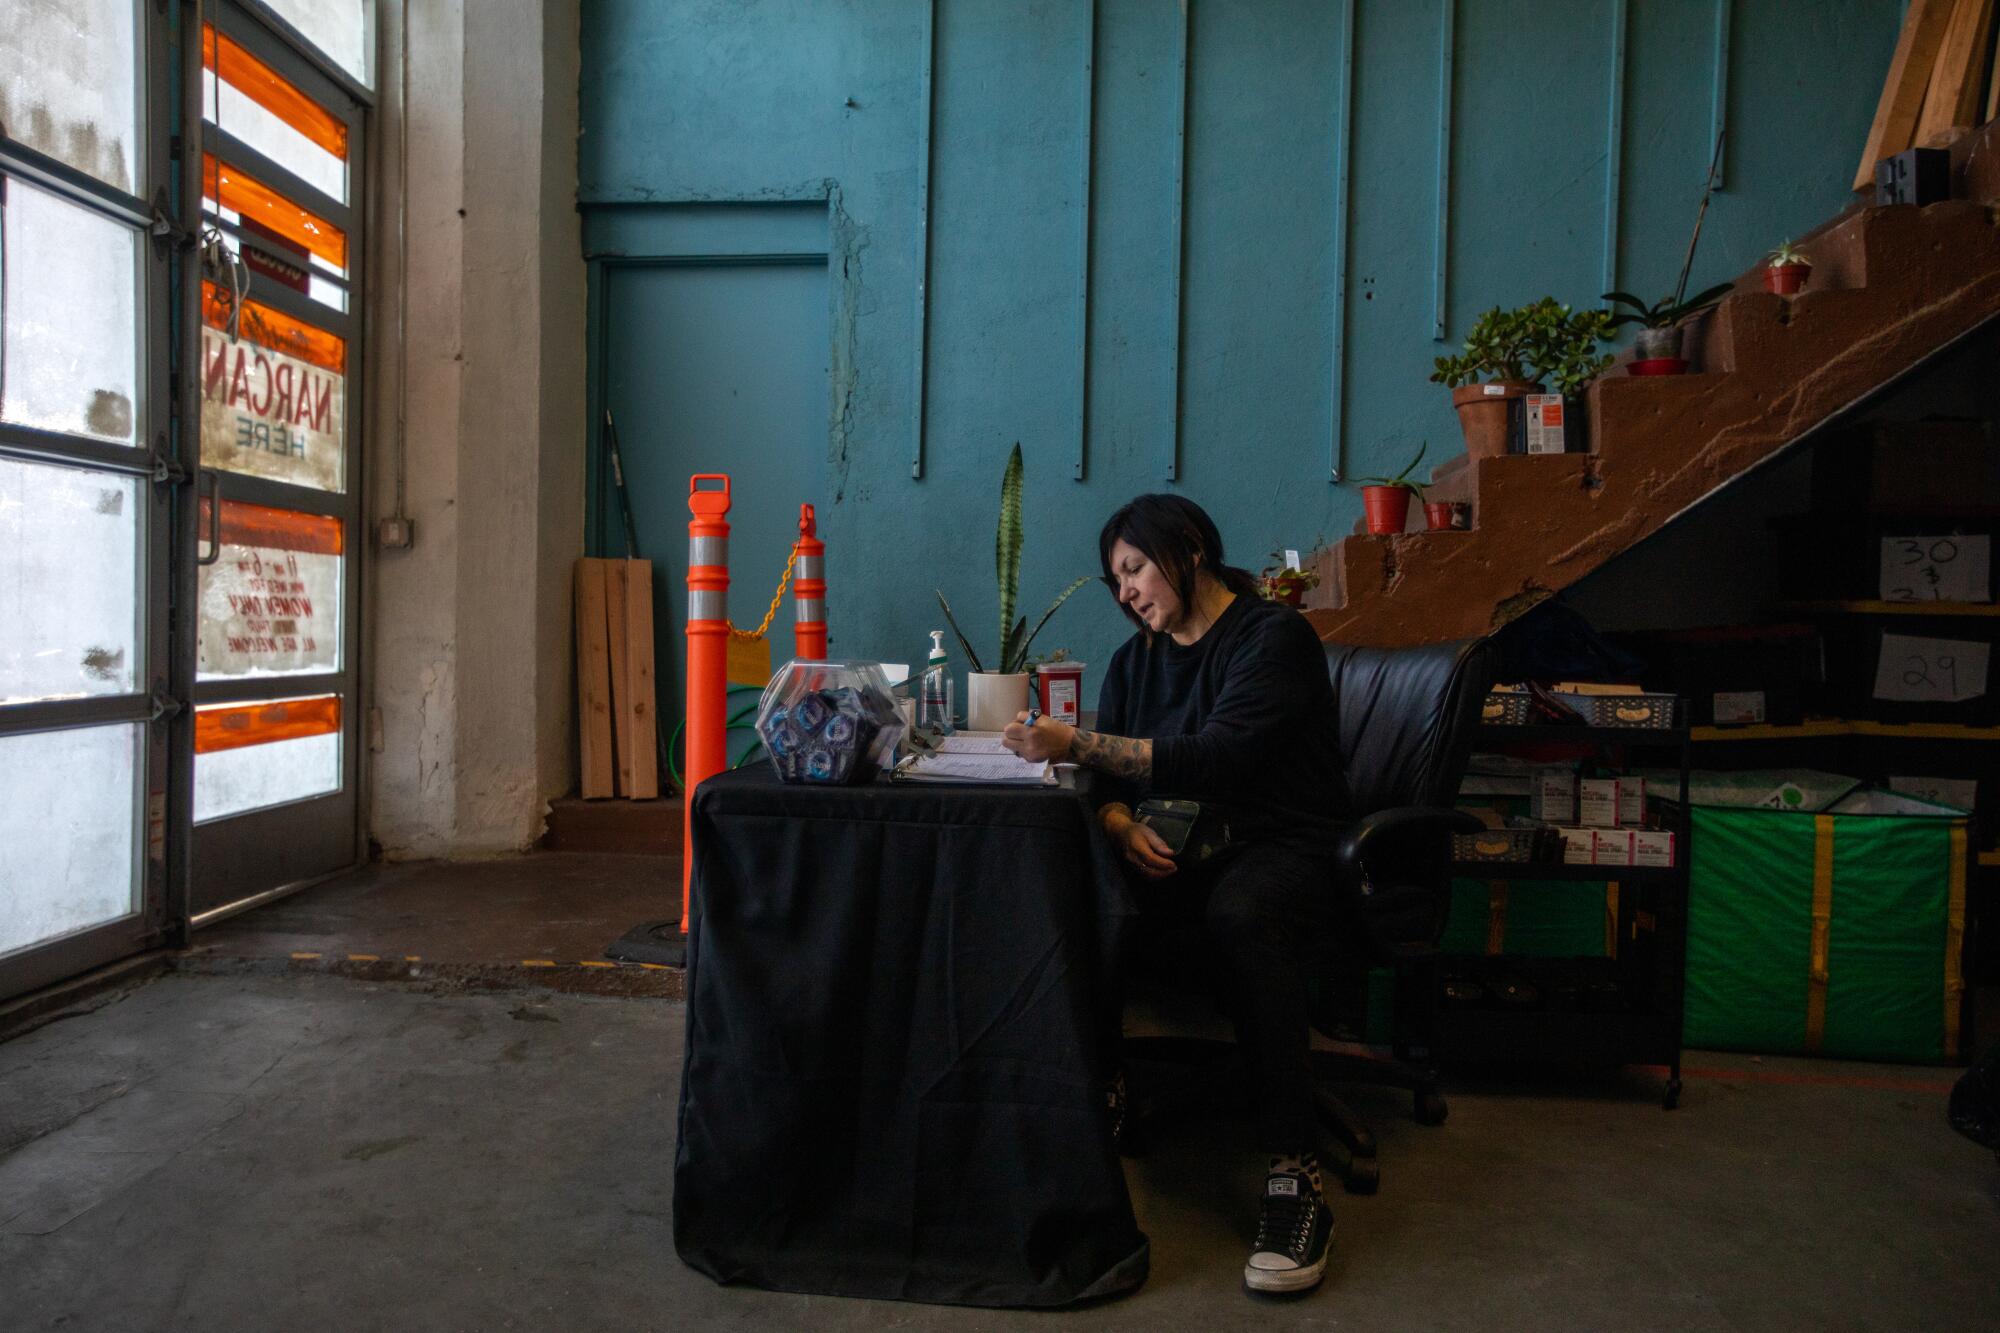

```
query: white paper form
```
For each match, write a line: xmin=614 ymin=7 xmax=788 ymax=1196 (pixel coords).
xmin=894 ymin=752 xmax=1050 ymax=784
xmin=894 ymin=732 xmax=1050 ymax=784
xmin=1872 ymin=633 xmax=1990 ymax=703
xmin=1880 ymin=535 xmax=1991 ymax=603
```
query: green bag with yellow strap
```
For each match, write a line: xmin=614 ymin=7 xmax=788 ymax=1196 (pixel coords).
xmin=1684 ymin=805 xmax=1969 ymax=1064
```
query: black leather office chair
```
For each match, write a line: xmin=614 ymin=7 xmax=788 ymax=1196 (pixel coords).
xmin=1121 ymin=635 xmax=1496 ymax=1193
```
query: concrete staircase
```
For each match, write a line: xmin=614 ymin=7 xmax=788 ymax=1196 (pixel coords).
xmin=1303 ymin=121 xmax=2000 ymax=648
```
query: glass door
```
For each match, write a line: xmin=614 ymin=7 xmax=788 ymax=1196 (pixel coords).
xmin=189 ymin=1 xmax=367 ymax=917
xmin=0 ymin=2 xmax=176 ymax=999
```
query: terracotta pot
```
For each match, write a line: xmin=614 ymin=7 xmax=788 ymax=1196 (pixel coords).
xmin=1425 ymin=500 xmax=1470 ymax=531
xmin=1450 ymin=381 xmax=1541 ymax=460
xmin=1362 ymin=486 xmax=1413 ymax=535
xmin=1628 ymin=357 xmax=1691 ymax=376
xmin=1764 ymin=262 xmax=1811 ymax=295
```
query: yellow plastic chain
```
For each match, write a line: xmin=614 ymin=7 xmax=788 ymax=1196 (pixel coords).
xmin=727 ymin=544 xmax=800 ymax=643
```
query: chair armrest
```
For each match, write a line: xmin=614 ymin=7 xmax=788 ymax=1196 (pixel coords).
xmin=1332 ymin=806 xmax=1483 ymax=962
xmin=1332 ymin=805 xmax=1483 ymax=877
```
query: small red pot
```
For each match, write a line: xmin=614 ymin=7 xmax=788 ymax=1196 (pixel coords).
xmin=1425 ymin=501 xmax=1470 ymax=531
xmin=1362 ymin=486 xmax=1413 ymax=535
xmin=1628 ymin=357 xmax=1691 ymax=376
xmin=1764 ymin=262 xmax=1811 ymax=295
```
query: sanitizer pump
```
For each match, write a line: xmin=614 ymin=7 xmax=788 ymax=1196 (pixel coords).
xmin=918 ymin=631 xmax=955 ymax=733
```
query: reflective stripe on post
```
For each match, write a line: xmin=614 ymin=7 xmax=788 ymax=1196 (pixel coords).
xmin=684 ymin=474 xmax=733 ymax=932
xmin=793 ymin=503 xmax=828 ymax=661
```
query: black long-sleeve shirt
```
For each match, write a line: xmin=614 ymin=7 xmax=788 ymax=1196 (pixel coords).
xmin=1093 ymin=595 xmax=1348 ymax=844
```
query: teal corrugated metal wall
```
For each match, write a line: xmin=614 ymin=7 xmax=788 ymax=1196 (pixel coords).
xmin=579 ymin=0 xmax=1898 ymax=695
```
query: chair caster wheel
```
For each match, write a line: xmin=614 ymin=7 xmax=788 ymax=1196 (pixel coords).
xmin=1341 ymin=1158 xmax=1379 ymax=1195
xmin=1414 ymin=1090 xmax=1448 ymax=1126
xmin=1662 ymin=1079 xmax=1682 ymax=1111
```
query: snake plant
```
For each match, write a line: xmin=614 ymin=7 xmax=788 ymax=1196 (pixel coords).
xmin=936 ymin=443 xmax=1090 ymax=674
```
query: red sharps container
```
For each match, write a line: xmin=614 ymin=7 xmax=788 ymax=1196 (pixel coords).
xmin=1036 ymin=660 xmax=1087 ymax=726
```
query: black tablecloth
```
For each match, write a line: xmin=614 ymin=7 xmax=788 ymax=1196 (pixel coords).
xmin=674 ymin=767 xmax=1149 ymax=1307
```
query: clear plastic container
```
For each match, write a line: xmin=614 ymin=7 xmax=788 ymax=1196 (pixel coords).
xmin=755 ymin=660 xmax=906 ymax=785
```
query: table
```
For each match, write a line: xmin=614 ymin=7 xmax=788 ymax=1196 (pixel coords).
xmin=673 ymin=767 xmax=1150 ymax=1308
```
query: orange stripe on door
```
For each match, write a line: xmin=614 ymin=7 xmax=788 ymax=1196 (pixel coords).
xmin=196 ymin=696 xmax=340 ymax=754
xmin=202 ymin=280 xmax=347 ymax=375
xmin=203 ymin=153 xmax=348 ymax=270
xmin=198 ymin=497 xmax=345 ymax=556
xmin=203 ymin=25 xmax=350 ymax=160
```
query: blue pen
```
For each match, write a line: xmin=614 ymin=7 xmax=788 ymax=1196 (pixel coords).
xmin=1023 ymin=709 xmax=1042 ymax=729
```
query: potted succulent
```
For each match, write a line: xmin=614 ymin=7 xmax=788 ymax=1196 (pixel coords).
xmin=935 ymin=443 xmax=1091 ymax=731
xmin=1601 ymin=284 xmax=1734 ymax=374
xmin=1355 ymin=442 xmax=1428 ymax=535
xmin=1257 ymin=553 xmax=1321 ymax=606
xmin=1764 ymin=239 xmax=1812 ymax=295
xmin=1430 ymin=299 xmax=1614 ymax=459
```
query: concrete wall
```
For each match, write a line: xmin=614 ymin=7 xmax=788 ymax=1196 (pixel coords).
xmin=574 ymin=0 xmax=1904 ymax=711
xmin=367 ymin=0 xmax=585 ymax=858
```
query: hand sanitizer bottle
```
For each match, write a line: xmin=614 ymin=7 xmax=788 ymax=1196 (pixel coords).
xmin=919 ymin=631 xmax=955 ymax=733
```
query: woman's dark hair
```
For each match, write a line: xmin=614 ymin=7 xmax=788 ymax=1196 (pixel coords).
xmin=1097 ymin=494 xmax=1260 ymax=633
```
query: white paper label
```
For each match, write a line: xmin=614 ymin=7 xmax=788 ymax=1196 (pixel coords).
xmin=1880 ymin=535 xmax=1990 ymax=603
xmin=1873 ymin=633 xmax=1990 ymax=702
xmin=1525 ymin=394 xmax=1567 ymax=455
xmin=1482 ymin=383 xmax=1507 ymax=395
xmin=1888 ymin=775 xmax=1977 ymax=811
xmin=1284 ymin=549 xmax=1301 ymax=571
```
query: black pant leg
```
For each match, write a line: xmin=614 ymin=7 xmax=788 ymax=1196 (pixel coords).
xmin=1197 ymin=840 xmax=1339 ymax=1155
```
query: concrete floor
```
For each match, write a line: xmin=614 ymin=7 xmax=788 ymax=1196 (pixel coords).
xmin=3 ymin=857 xmax=1997 ymax=1330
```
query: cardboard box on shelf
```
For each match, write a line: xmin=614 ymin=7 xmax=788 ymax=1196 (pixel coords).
xmin=1618 ymin=777 xmax=1647 ymax=826
xmin=1633 ymin=829 xmax=1676 ymax=867
xmin=1558 ymin=827 xmax=1596 ymax=865
xmin=1533 ymin=769 xmax=1577 ymax=824
xmin=1712 ymin=690 xmax=1767 ymax=725
xmin=1578 ymin=778 xmax=1620 ymax=827
xmin=1592 ymin=829 xmax=1636 ymax=866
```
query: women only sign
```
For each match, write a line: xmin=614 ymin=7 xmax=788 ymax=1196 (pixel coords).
xmin=196 ymin=501 xmax=342 ymax=679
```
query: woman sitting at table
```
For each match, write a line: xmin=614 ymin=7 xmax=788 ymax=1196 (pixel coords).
xmin=1001 ymin=493 xmax=1348 ymax=1298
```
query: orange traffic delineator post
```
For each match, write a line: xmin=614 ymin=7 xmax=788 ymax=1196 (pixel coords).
xmin=684 ymin=474 xmax=733 ymax=932
xmin=792 ymin=504 xmax=827 ymax=661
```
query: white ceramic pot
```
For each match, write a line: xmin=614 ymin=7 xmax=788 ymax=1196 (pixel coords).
xmin=965 ymin=672 xmax=1030 ymax=732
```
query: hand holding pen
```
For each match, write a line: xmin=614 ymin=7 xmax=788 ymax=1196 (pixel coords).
xmin=1001 ymin=708 xmax=1073 ymax=764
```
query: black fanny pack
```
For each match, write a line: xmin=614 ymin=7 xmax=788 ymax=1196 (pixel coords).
xmin=1134 ymin=797 xmax=1235 ymax=865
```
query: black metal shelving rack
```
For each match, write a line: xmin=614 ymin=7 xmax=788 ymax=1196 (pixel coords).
xmin=1441 ymin=705 xmax=1693 ymax=1109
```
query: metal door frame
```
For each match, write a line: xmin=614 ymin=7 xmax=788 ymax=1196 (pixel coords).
xmin=187 ymin=0 xmax=371 ymax=920
xmin=0 ymin=0 xmax=181 ymax=999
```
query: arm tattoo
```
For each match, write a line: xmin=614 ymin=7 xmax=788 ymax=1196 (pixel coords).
xmin=1070 ymin=729 xmax=1153 ymax=781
